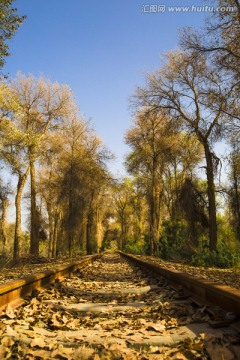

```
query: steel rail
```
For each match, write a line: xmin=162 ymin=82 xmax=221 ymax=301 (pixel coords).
xmin=119 ymin=252 xmax=240 ymax=315
xmin=0 ymin=254 xmax=101 ymax=313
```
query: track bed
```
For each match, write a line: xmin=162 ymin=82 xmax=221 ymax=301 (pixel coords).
xmin=0 ymin=252 xmax=239 ymax=359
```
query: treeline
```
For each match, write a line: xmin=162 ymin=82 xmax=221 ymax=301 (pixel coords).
xmin=104 ymin=0 xmax=240 ymax=267
xmin=0 ymin=75 xmax=111 ymax=259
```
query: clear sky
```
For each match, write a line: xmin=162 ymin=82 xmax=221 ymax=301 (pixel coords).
xmin=5 ymin=0 xmax=208 ymax=176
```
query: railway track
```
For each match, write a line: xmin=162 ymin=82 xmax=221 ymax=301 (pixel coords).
xmin=0 ymin=252 xmax=239 ymax=359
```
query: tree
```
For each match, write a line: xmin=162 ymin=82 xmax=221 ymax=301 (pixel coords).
xmin=112 ymin=178 xmax=148 ymax=251
xmin=1 ymin=74 xmax=76 ymax=257
xmin=163 ymin=133 xmax=204 ymax=221
xmin=178 ymin=178 xmax=209 ymax=248
xmin=133 ymin=50 xmax=233 ymax=250
xmin=37 ymin=132 xmax=65 ymax=257
xmin=130 ymin=181 xmax=148 ymax=244
xmin=181 ymin=1 xmax=240 ymax=133
xmin=181 ymin=0 xmax=240 ymax=76
xmin=125 ymin=110 xmax=179 ymax=254
xmin=113 ymin=178 xmax=134 ymax=250
xmin=0 ymin=83 xmax=30 ymax=259
xmin=58 ymin=117 xmax=91 ymax=256
xmin=84 ymin=133 xmax=111 ymax=254
xmin=0 ymin=0 xmax=26 ymax=69
xmin=38 ymin=116 xmax=111 ymax=257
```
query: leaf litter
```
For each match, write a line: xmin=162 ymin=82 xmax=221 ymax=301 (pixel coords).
xmin=0 ymin=253 xmax=239 ymax=359
xmin=134 ymin=255 xmax=240 ymax=290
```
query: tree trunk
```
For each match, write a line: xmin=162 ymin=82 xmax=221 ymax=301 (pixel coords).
xmin=149 ymin=161 xmax=161 ymax=255
xmin=29 ymin=149 xmax=39 ymax=256
xmin=120 ymin=212 xmax=124 ymax=251
xmin=46 ymin=202 xmax=53 ymax=258
xmin=149 ymin=168 xmax=156 ymax=255
xmin=149 ymin=193 xmax=161 ymax=253
xmin=188 ymin=220 xmax=198 ymax=248
xmin=48 ymin=228 xmax=53 ymax=258
xmin=78 ymin=212 xmax=87 ymax=252
xmin=232 ymin=158 xmax=240 ymax=241
xmin=53 ymin=210 xmax=61 ymax=257
xmin=149 ymin=199 xmax=156 ymax=255
xmin=0 ymin=197 xmax=9 ymax=251
xmin=14 ymin=167 xmax=30 ymax=260
xmin=86 ymin=194 xmax=98 ymax=254
xmin=96 ymin=207 xmax=102 ymax=253
xmin=86 ymin=208 xmax=94 ymax=254
xmin=204 ymin=143 xmax=218 ymax=251
xmin=68 ymin=194 xmax=74 ymax=256
xmin=67 ymin=153 xmax=74 ymax=257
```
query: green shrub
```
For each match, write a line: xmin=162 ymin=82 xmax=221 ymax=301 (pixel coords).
xmin=124 ymin=239 xmax=148 ymax=255
xmin=191 ymin=241 xmax=240 ymax=268
xmin=159 ymin=220 xmax=190 ymax=260
xmin=190 ymin=216 xmax=240 ymax=268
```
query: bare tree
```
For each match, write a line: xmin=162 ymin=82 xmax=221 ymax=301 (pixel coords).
xmin=181 ymin=0 xmax=240 ymax=132
xmin=181 ymin=0 xmax=240 ymax=76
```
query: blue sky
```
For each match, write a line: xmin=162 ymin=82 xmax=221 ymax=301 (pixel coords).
xmin=5 ymin=0 xmax=208 ymax=176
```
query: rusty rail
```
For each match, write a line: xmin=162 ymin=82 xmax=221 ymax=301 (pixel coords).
xmin=119 ymin=252 xmax=240 ymax=315
xmin=0 ymin=254 xmax=101 ymax=312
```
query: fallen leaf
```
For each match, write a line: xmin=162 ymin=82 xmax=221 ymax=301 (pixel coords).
xmin=30 ymin=337 xmax=46 ymax=348
xmin=1 ymin=337 xmax=14 ymax=347
xmin=146 ymin=323 xmax=166 ymax=332
xmin=5 ymin=325 xmax=18 ymax=338
xmin=5 ymin=305 xmax=15 ymax=319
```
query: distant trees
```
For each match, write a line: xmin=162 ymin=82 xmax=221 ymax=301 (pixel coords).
xmin=113 ymin=178 xmax=135 ymax=250
xmin=110 ymin=177 xmax=148 ymax=253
